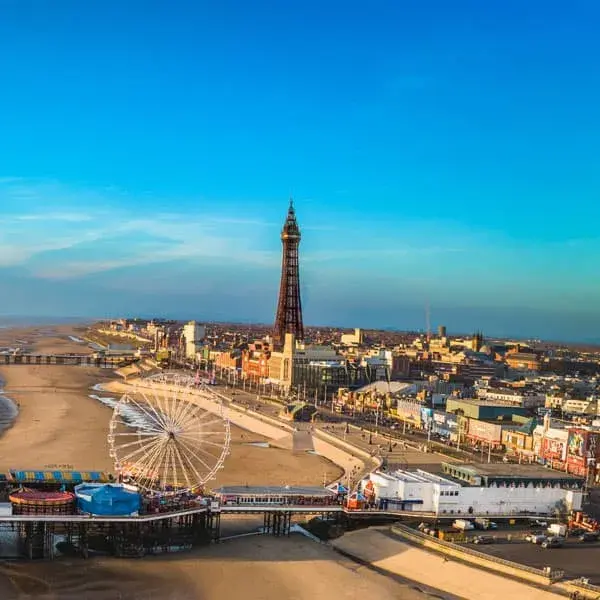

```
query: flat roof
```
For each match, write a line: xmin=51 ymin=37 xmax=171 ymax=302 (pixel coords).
xmin=371 ymin=469 xmax=458 ymax=486
xmin=443 ymin=462 xmax=584 ymax=481
xmin=448 ymin=398 xmax=527 ymax=408
xmin=214 ymin=486 xmax=335 ymax=497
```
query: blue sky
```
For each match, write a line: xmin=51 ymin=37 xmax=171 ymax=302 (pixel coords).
xmin=1 ymin=1 xmax=599 ymax=341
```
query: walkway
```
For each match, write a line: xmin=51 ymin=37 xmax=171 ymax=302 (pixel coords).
xmin=331 ymin=528 xmax=565 ymax=600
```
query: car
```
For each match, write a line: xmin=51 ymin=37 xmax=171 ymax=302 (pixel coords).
xmin=579 ymin=532 xmax=599 ymax=542
xmin=530 ymin=519 xmax=548 ymax=528
xmin=541 ymin=537 xmax=564 ymax=549
xmin=524 ymin=531 xmax=543 ymax=542
xmin=473 ymin=536 xmax=495 ymax=545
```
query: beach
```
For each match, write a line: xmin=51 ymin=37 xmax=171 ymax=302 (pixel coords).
xmin=0 ymin=324 xmax=430 ymax=600
xmin=0 ymin=324 xmax=519 ymax=600
xmin=0 ymin=533 xmax=443 ymax=600
xmin=0 ymin=326 xmax=343 ymax=485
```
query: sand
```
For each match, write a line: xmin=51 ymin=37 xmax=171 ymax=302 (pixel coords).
xmin=0 ymin=534 xmax=433 ymax=600
xmin=332 ymin=527 xmax=564 ymax=600
xmin=0 ymin=325 xmax=548 ymax=600
xmin=0 ymin=326 xmax=342 ymax=484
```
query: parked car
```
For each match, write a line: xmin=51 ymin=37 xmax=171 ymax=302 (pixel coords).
xmin=541 ymin=537 xmax=563 ymax=549
xmin=527 ymin=534 xmax=547 ymax=545
xmin=579 ymin=532 xmax=599 ymax=542
xmin=530 ymin=519 xmax=548 ymax=528
xmin=473 ymin=535 xmax=495 ymax=545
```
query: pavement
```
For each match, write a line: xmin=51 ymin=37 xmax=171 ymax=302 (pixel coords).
xmin=211 ymin=383 xmax=459 ymax=477
xmin=210 ymin=381 xmax=497 ymax=467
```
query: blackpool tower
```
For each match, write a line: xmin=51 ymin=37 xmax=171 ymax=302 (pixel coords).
xmin=273 ymin=199 xmax=304 ymax=347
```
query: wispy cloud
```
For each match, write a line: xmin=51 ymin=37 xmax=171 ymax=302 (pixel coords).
xmin=0 ymin=178 xmax=279 ymax=278
xmin=12 ymin=212 xmax=95 ymax=223
xmin=303 ymin=246 xmax=464 ymax=263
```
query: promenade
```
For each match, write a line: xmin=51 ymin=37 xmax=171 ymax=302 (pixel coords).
xmin=332 ymin=528 xmax=565 ymax=600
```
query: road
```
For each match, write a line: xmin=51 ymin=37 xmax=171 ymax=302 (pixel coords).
xmin=210 ymin=382 xmax=461 ymax=473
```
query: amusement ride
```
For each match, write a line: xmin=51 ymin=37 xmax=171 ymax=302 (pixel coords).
xmin=108 ymin=372 xmax=231 ymax=495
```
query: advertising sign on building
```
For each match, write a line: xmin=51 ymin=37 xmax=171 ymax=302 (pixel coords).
xmin=566 ymin=429 xmax=600 ymax=476
xmin=396 ymin=399 xmax=423 ymax=424
xmin=541 ymin=437 xmax=567 ymax=462
xmin=421 ymin=407 xmax=433 ymax=427
xmin=432 ymin=411 xmax=457 ymax=432
xmin=568 ymin=430 xmax=586 ymax=459
xmin=467 ymin=419 xmax=502 ymax=443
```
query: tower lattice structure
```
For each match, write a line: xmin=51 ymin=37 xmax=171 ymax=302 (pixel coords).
xmin=274 ymin=199 xmax=304 ymax=347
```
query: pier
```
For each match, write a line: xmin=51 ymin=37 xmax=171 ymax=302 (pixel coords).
xmin=0 ymin=505 xmax=345 ymax=559
xmin=0 ymin=503 xmax=551 ymax=560
xmin=0 ymin=354 xmax=137 ymax=368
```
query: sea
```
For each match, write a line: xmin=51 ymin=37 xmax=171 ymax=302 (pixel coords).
xmin=0 ymin=316 xmax=92 ymax=434
xmin=0 ymin=376 xmax=18 ymax=435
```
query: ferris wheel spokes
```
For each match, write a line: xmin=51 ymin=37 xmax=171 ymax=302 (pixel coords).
xmin=108 ymin=372 xmax=230 ymax=495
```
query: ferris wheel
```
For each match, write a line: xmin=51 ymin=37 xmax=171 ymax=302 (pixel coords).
xmin=108 ymin=372 xmax=230 ymax=495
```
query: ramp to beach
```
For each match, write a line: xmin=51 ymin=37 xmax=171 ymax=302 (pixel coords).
xmin=271 ymin=430 xmax=315 ymax=453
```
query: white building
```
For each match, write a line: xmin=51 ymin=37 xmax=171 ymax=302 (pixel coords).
xmin=478 ymin=388 xmax=546 ymax=409
xmin=182 ymin=321 xmax=206 ymax=359
xmin=341 ymin=328 xmax=363 ymax=346
xmin=362 ymin=463 xmax=583 ymax=516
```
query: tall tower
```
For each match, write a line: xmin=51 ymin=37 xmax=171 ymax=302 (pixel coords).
xmin=273 ymin=199 xmax=304 ymax=347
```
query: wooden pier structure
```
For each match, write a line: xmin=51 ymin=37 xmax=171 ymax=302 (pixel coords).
xmin=0 ymin=354 xmax=137 ymax=368
xmin=0 ymin=506 xmax=347 ymax=559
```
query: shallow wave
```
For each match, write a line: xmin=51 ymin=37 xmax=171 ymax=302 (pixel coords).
xmin=0 ymin=381 xmax=18 ymax=432
xmin=89 ymin=394 xmax=154 ymax=430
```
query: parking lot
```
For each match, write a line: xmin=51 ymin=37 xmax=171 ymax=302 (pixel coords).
xmin=457 ymin=526 xmax=600 ymax=584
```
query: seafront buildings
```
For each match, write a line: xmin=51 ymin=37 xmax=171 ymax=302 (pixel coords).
xmin=93 ymin=199 xmax=600 ymax=485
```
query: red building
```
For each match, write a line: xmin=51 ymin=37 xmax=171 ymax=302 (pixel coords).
xmin=566 ymin=429 xmax=600 ymax=478
xmin=242 ymin=341 xmax=271 ymax=382
xmin=214 ymin=351 xmax=242 ymax=373
xmin=540 ymin=436 xmax=568 ymax=470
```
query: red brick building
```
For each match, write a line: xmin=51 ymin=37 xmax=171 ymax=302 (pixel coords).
xmin=214 ymin=351 xmax=242 ymax=373
xmin=242 ymin=341 xmax=271 ymax=382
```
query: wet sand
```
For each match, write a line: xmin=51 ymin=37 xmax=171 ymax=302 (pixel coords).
xmin=0 ymin=534 xmax=432 ymax=600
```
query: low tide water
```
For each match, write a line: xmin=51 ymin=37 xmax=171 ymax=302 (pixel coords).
xmin=0 ymin=378 xmax=18 ymax=434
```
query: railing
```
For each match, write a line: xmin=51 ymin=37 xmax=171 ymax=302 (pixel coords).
xmin=391 ymin=523 xmax=565 ymax=583
xmin=569 ymin=578 xmax=600 ymax=596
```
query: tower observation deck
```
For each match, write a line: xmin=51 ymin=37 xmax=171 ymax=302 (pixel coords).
xmin=273 ymin=199 xmax=304 ymax=347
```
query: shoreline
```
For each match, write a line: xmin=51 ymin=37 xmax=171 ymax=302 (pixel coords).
xmin=0 ymin=376 xmax=19 ymax=436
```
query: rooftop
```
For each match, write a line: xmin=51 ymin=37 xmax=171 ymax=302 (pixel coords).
xmin=442 ymin=462 xmax=584 ymax=481
xmin=214 ymin=485 xmax=335 ymax=497
xmin=355 ymin=381 xmax=415 ymax=394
